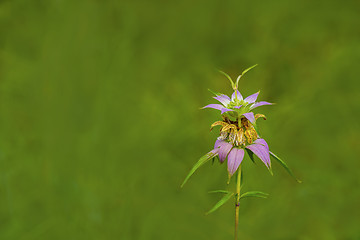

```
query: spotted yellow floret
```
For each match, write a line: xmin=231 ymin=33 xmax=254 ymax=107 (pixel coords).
xmin=222 ymin=124 xmax=237 ymax=132
xmin=210 ymin=121 xmax=228 ymax=131
xmin=255 ymin=113 xmax=266 ymax=120
xmin=210 ymin=116 xmax=259 ymax=146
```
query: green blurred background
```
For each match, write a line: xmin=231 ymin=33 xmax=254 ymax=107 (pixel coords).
xmin=1 ymin=0 xmax=359 ymax=239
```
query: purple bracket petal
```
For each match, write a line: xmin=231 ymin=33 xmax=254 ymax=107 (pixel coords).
xmin=214 ymin=139 xmax=225 ymax=149
xmin=253 ymin=138 xmax=269 ymax=150
xmin=209 ymin=148 xmax=219 ymax=155
xmin=202 ymin=104 xmax=224 ymax=111
xmin=234 ymin=105 xmax=242 ymax=109
xmin=244 ymin=91 xmax=259 ymax=104
xmin=227 ymin=148 xmax=245 ymax=176
xmin=250 ymin=101 xmax=273 ymax=110
xmin=231 ymin=90 xmax=243 ymax=101
xmin=218 ymin=142 xmax=233 ymax=163
xmin=220 ymin=108 xmax=233 ymax=114
xmin=242 ymin=112 xmax=255 ymax=124
xmin=246 ymin=143 xmax=271 ymax=168
xmin=213 ymin=94 xmax=231 ymax=106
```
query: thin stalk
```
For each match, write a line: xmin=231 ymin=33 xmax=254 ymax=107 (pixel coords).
xmin=234 ymin=165 xmax=242 ymax=240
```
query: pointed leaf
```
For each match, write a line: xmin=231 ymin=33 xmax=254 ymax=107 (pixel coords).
xmin=242 ymin=64 xmax=258 ymax=76
xmin=268 ymin=166 xmax=274 ymax=176
xmin=218 ymin=70 xmax=235 ymax=89
xmin=262 ymin=146 xmax=273 ymax=175
xmin=208 ymin=190 xmax=233 ymax=194
xmin=206 ymin=192 xmax=234 ymax=215
xmin=208 ymin=89 xmax=223 ymax=96
xmin=240 ymin=191 xmax=269 ymax=199
xmin=181 ymin=151 xmax=218 ymax=188
xmin=245 ymin=149 xmax=256 ymax=164
xmin=270 ymin=152 xmax=302 ymax=183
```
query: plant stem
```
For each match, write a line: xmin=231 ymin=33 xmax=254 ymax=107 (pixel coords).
xmin=234 ymin=165 xmax=242 ymax=240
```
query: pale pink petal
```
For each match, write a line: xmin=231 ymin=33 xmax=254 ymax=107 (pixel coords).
xmin=242 ymin=112 xmax=255 ymax=124
xmin=202 ymin=104 xmax=224 ymax=111
xmin=220 ymin=108 xmax=233 ymax=114
xmin=244 ymin=92 xmax=259 ymax=103
xmin=250 ymin=101 xmax=273 ymax=110
xmin=214 ymin=139 xmax=225 ymax=149
xmin=218 ymin=142 xmax=233 ymax=163
xmin=213 ymin=94 xmax=231 ymax=106
xmin=246 ymin=143 xmax=271 ymax=168
xmin=231 ymin=90 xmax=243 ymax=101
xmin=227 ymin=148 xmax=245 ymax=176
xmin=253 ymin=138 xmax=269 ymax=150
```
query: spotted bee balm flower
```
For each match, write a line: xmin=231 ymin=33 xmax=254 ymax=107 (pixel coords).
xmin=206 ymin=90 xmax=273 ymax=176
xmin=181 ymin=65 xmax=300 ymax=240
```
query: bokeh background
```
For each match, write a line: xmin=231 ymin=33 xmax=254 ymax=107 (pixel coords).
xmin=1 ymin=0 xmax=360 ymax=239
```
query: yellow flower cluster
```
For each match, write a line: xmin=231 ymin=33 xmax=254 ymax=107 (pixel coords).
xmin=211 ymin=114 xmax=265 ymax=146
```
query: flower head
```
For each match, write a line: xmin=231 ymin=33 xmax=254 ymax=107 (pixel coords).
xmin=203 ymin=79 xmax=274 ymax=176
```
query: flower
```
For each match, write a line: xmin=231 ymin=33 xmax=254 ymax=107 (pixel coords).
xmin=199 ymin=88 xmax=274 ymax=176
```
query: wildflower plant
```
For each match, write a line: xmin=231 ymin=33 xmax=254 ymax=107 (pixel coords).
xmin=181 ymin=65 xmax=301 ymax=239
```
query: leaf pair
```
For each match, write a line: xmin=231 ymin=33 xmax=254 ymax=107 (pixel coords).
xmin=218 ymin=64 xmax=258 ymax=90
xmin=206 ymin=190 xmax=268 ymax=214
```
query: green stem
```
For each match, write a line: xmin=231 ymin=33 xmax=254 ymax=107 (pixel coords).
xmin=234 ymin=165 xmax=242 ymax=240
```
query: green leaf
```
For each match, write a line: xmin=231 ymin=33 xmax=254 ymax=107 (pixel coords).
xmin=245 ymin=149 xmax=256 ymax=164
xmin=208 ymin=89 xmax=222 ymax=96
xmin=270 ymin=151 xmax=302 ymax=183
xmin=218 ymin=70 xmax=235 ymax=89
xmin=181 ymin=151 xmax=217 ymax=188
xmin=208 ymin=190 xmax=233 ymax=194
xmin=206 ymin=192 xmax=234 ymax=215
xmin=268 ymin=166 xmax=274 ymax=176
xmin=240 ymin=191 xmax=269 ymax=199
xmin=241 ymin=64 xmax=258 ymax=76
